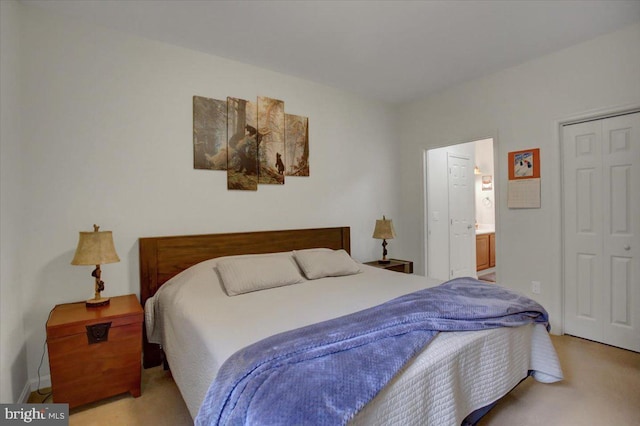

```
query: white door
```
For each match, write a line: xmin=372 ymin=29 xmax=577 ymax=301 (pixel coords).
xmin=448 ymin=153 xmax=476 ymax=279
xmin=563 ymin=112 xmax=640 ymax=352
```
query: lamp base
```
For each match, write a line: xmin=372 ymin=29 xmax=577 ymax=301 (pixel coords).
xmin=86 ymin=297 xmax=110 ymax=308
xmin=377 ymin=259 xmax=391 ymax=264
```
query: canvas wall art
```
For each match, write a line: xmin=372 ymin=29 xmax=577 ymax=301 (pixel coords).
xmin=257 ymin=97 xmax=285 ymax=185
xmin=285 ymin=114 xmax=309 ymax=176
xmin=193 ymin=96 xmax=227 ymax=170
xmin=193 ymin=94 xmax=309 ymax=190
xmin=227 ymin=97 xmax=258 ymax=191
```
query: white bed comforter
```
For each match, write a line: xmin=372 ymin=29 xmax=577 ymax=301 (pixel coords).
xmin=145 ymin=257 xmax=563 ymax=424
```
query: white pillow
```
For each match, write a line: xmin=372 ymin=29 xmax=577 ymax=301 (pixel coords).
xmin=293 ymin=249 xmax=361 ymax=280
xmin=216 ymin=254 xmax=305 ymax=296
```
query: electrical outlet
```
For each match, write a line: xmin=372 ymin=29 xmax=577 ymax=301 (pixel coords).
xmin=531 ymin=281 xmax=541 ymax=294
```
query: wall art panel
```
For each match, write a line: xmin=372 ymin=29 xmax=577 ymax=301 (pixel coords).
xmin=193 ymin=96 xmax=227 ymax=170
xmin=193 ymin=93 xmax=309 ymax=190
xmin=227 ymin=97 xmax=258 ymax=191
xmin=257 ymin=96 xmax=285 ymax=184
xmin=285 ymin=114 xmax=309 ymax=176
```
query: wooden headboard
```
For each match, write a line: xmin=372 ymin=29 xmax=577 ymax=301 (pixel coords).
xmin=139 ymin=226 xmax=350 ymax=367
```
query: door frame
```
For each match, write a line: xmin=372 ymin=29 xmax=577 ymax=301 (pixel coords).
xmin=556 ymin=103 xmax=640 ymax=335
xmin=422 ymin=133 xmax=500 ymax=280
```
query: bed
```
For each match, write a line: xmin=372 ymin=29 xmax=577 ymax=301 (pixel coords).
xmin=140 ymin=227 xmax=562 ymax=425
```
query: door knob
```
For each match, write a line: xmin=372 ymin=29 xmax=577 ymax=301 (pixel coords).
xmin=467 ymin=225 xmax=473 ymax=229
xmin=624 ymin=245 xmax=631 ymax=251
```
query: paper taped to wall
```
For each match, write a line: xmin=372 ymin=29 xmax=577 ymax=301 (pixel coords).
xmin=508 ymin=178 xmax=541 ymax=208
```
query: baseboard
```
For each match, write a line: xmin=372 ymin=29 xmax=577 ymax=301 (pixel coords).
xmin=20 ymin=374 xmax=52 ymax=403
xmin=18 ymin=381 xmax=31 ymax=404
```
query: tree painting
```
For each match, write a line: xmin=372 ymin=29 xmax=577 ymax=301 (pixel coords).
xmin=258 ymin=97 xmax=285 ymax=184
xmin=285 ymin=114 xmax=309 ymax=176
xmin=226 ymin=97 xmax=258 ymax=191
xmin=193 ymin=96 xmax=227 ymax=170
xmin=193 ymin=93 xmax=309 ymax=190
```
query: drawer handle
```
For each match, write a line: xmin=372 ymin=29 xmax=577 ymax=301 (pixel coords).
xmin=86 ymin=322 xmax=112 ymax=344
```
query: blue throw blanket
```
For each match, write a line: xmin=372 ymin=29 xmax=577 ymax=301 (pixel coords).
xmin=195 ymin=277 xmax=549 ymax=426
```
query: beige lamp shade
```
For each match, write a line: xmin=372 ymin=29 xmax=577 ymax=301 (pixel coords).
xmin=72 ymin=225 xmax=120 ymax=307
xmin=372 ymin=216 xmax=396 ymax=240
xmin=71 ymin=229 xmax=120 ymax=266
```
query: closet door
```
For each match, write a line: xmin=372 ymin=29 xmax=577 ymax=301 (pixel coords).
xmin=601 ymin=114 xmax=639 ymax=350
xmin=563 ymin=120 xmax=604 ymax=343
xmin=563 ymin=112 xmax=639 ymax=352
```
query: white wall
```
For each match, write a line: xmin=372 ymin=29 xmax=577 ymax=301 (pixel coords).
xmin=397 ymin=22 xmax=640 ymax=333
xmin=0 ymin=0 xmax=29 ymax=403
xmin=9 ymin=4 xmax=401 ymax=391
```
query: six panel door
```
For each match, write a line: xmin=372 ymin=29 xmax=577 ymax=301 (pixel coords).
xmin=562 ymin=112 xmax=639 ymax=352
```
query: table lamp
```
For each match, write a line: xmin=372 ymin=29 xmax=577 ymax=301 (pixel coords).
xmin=372 ymin=215 xmax=396 ymax=264
xmin=71 ymin=224 xmax=120 ymax=307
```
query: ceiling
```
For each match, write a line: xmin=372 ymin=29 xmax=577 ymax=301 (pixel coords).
xmin=22 ymin=0 xmax=640 ymax=103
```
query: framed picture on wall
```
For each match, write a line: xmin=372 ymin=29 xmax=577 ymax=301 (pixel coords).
xmin=507 ymin=148 xmax=541 ymax=208
xmin=508 ymin=148 xmax=540 ymax=180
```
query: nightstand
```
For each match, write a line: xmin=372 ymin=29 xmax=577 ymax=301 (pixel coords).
xmin=363 ymin=259 xmax=413 ymax=274
xmin=46 ymin=294 xmax=143 ymax=409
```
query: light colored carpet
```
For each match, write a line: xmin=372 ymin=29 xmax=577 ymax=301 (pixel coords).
xmin=478 ymin=272 xmax=496 ymax=282
xmin=67 ymin=367 xmax=192 ymax=426
xmin=480 ymin=334 xmax=640 ymax=425
xmin=32 ymin=334 xmax=639 ymax=425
